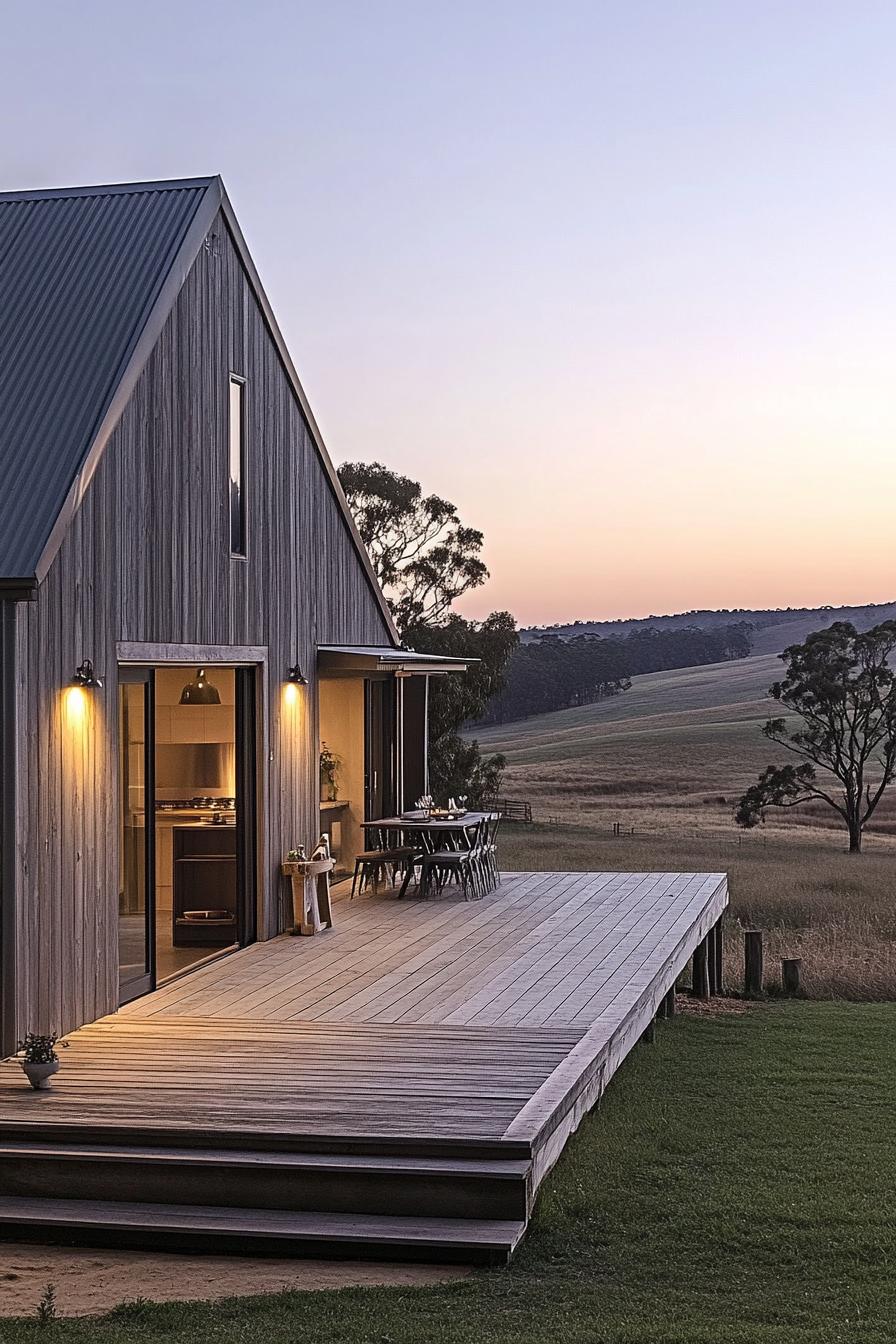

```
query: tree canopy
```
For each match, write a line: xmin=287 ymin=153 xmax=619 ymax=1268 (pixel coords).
xmin=339 ymin=461 xmax=517 ymax=804
xmin=338 ymin=461 xmax=488 ymax=635
xmin=735 ymin=621 xmax=896 ymax=852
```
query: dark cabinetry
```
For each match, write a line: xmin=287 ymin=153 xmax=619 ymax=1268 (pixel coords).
xmin=173 ymin=826 xmax=237 ymax=946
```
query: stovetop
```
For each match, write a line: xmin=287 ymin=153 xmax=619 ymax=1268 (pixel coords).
xmin=155 ymin=797 xmax=236 ymax=812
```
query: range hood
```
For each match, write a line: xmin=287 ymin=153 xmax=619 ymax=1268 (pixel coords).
xmin=154 ymin=743 xmax=233 ymax=792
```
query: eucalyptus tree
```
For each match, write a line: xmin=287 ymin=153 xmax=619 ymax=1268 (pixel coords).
xmin=735 ymin=622 xmax=896 ymax=852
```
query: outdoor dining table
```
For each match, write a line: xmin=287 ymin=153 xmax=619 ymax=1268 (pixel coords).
xmin=361 ymin=811 xmax=495 ymax=898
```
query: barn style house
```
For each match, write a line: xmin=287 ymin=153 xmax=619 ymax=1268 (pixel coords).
xmin=0 ymin=177 xmax=727 ymax=1262
xmin=0 ymin=176 xmax=463 ymax=1047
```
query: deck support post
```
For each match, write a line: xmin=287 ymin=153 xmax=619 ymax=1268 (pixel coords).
xmin=691 ymin=936 xmax=711 ymax=999
xmin=658 ymin=988 xmax=676 ymax=1018
xmin=782 ymin=956 xmax=802 ymax=996
xmin=640 ymin=1019 xmax=656 ymax=1044
xmin=744 ymin=929 xmax=764 ymax=998
xmin=707 ymin=926 xmax=718 ymax=995
xmin=713 ymin=918 xmax=724 ymax=994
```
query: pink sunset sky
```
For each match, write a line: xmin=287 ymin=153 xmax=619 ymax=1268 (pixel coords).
xmin=2 ymin=3 xmax=894 ymax=627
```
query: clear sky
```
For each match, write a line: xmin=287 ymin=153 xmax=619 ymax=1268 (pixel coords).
xmin=2 ymin=3 xmax=894 ymax=626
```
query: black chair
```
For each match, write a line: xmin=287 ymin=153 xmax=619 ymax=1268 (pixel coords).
xmin=483 ymin=813 xmax=501 ymax=890
xmin=418 ymin=817 xmax=488 ymax=901
xmin=351 ymin=827 xmax=418 ymax=898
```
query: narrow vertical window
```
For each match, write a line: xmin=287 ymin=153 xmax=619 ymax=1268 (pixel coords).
xmin=229 ymin=375 xmax=246 ymax=556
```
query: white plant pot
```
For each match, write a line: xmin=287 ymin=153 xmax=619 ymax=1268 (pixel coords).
xmin=22 ymin=1060 xmax=59 ymax=1090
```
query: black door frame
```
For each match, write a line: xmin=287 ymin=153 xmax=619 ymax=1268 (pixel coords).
xmin=118 ymin=666 xmax=156 ymax=1004
xmin=364 ymin=676 xmax=398 ymax=820
xmin=117 ymin=661 xmax=259 ymax=1005
xmin=234 ymin=666 xmax=258 ymax=947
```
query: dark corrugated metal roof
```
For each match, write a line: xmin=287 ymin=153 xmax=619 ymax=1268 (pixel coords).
xmin=0 ymin=178 xmax=215 ymax=579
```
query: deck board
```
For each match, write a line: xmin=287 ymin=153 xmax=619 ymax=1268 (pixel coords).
xmin=0 ymin=871 xmax=727 ymax=1151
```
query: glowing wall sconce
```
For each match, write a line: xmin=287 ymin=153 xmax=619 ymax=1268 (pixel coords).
xmin=65 ymin=659 xmax=102 ymax=730
xmin=283 ymin=664 xmax=307 ymax=708
xmin=73 ymin=659 xmax=103 ymax=689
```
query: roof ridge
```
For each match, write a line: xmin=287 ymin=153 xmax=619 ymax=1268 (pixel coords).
xmin=0 ymin=176 xmax=219 ymax=204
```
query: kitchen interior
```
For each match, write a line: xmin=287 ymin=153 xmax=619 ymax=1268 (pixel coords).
xmin=154 ymin=665 xmax=238 ymax=979
xmin=120 ymin=666 xmax=240 ymax=987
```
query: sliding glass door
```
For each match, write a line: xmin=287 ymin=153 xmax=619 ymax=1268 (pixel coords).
xmin=118 ymin=668 xmax=155 ymax=1003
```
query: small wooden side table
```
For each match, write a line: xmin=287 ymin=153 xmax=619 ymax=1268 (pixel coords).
xmin=281 ymin=857 xmax=335 ymax=935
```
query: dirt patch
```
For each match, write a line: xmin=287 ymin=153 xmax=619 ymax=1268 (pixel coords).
xmin=0 ymin=1244 xmax=469 ymax=1319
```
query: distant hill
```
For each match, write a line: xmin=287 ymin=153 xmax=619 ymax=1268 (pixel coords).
xmin=523 ymin=601 xmax=896 ymax=655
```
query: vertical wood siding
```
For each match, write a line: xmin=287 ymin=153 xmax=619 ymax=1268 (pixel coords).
xmin=13 ymin=216 xmax=392 ymax=1036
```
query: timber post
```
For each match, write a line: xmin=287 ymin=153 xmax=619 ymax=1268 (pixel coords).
xmin=782 ymin=957 xmax=802 ymax=996
xmin=713 ymin=918 xmax=724 ymax=994
xmin=744 ymin=929 xmax=764 ymax=997
xmin=707 ymin=926 xmax=719 ymax=995
xmin=691 ymin=936 xmax=711 ymax=999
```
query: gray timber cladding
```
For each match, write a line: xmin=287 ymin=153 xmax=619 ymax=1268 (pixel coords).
xmin=0 ymin=181 xmax=210 ymax=578
xmin=11 ymin=204 xmax=395 ymax=1037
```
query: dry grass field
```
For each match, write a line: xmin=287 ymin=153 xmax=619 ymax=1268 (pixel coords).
xmin=474 ymin=655 xmax=896 ymax=999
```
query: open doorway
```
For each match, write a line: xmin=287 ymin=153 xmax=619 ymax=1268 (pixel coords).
xmin=318 ymin=675 xmax=400 ymax=879
xmin=118 ymin=664 xmax=256 ymax=1003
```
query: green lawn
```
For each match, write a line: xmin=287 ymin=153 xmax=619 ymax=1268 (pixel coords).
xmin=4 ymin=1002 xmax=895 ymax=1343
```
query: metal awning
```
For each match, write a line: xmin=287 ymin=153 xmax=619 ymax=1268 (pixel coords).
xmin=317 ymin=645 xmax=473 ymax=677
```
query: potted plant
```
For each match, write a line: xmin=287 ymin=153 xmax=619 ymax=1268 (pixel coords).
xmin=17 ymin=1032 xmax=66 ymax=1090
xmin=319 ymin=744 xmax=340 ymax=801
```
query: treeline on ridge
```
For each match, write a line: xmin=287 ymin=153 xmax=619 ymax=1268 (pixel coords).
xmin=479 ymin=623 xmax=753 ymax=725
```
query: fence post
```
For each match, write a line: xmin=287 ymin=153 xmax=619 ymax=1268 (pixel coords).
xmin=744 ymin=929 xmax=764 ymax=997
xmin=782 ymin=957 xmax=802 ymax=996
xmin=691 ymin=937 xmax=711 ymax=999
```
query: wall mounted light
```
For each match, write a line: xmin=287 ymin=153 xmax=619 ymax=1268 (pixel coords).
xmin=287 ymin=664 xmax=308 ymax=686
xmin=179 ymin=668 xmax=221 ymax=704
xmin=73 ymin=659 xmax=103 ymax=689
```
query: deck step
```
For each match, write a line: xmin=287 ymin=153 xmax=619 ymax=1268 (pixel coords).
xmin=0 ymin=1143 xmax=532 ymax=1222
xmin=0 ymin=1197 xmax=525 ymax=1265
xmin=0 ymin=1120 xmax=533 ymax=1161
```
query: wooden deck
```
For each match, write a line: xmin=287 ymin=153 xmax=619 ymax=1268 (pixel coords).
xmin=0 ymin=870 xmax=728 ymax=1262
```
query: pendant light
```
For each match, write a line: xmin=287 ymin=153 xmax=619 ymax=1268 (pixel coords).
xmin=179 ymin=667 xmax=221 ymax=705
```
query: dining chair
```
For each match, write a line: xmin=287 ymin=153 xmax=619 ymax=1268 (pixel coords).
xmin=350 ymin=827 xmax=419 ymax=899
xmin=418 ymin=817 xmax=488 ymax=900
xmin=484 ymin=813 xmax=501 ymax=890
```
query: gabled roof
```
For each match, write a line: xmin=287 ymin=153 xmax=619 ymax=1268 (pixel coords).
xmin=0 ymin=176 xmax=398 ymax=640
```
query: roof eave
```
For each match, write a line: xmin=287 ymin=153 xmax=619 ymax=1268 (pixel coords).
xmin=0 ymin=578 xmax=38 ymax=602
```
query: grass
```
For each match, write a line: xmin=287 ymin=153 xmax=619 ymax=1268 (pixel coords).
xmin=473 ymin=654 xmax=896 ymax=998
xmin=3 ymin=1002 xmax=895 ymax=1341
